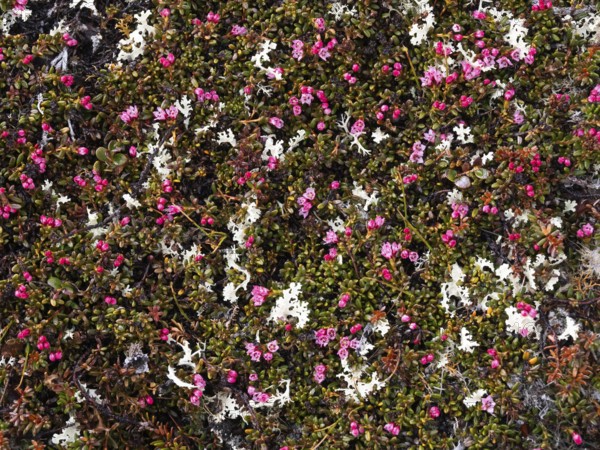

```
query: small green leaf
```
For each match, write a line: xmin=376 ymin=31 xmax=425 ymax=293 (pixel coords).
xmin=48 ymin=277 xmax=63 ymax=290
xmin=96 ymin=147 xmax=108 ymax=162
xmin=474 ymin=168 xmax=489 ymax=179
xmin=113 ymin=153 xmax=127 ymax=166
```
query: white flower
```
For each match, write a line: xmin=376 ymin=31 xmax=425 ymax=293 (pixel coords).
xmin=463 ymin=389 xmax=487 ymax=408
xmin=268 ymin=283 xmax=310 ymax=328
xmin=262 ymin=135 xmax=284 ymax=160
xmin=453 ymin=123 xmax=474 ymax=144
xmin=352 ymin=183 xmax=379 ymax=211
xmin=336 ymin=359 xmax=385 ymax=401
xmin=550 ymin=217 xmax=562 ymax=229
xmin=330 ymin=2 xmax=357 ymax=21
xmin=117 ymin=10 xmax=155 ymax=62
xmin=558 ymin=316 xmax=581 ymax=341
xmin=458 ymin=327 xmax=479 ymax=353
xmin=409 ymin=12 xmax=436 ymax=46
xmin=175 ymin=95 xmax=193 ymax=128
xmin=123 ymin=193 xmax=141 ymax=209
xmin=563 ymin=199 xmax=577 ymax=214
xmin=41 ymin=180 xmax=54 ymax=192
xmin=55 ymin=194 xmax=71 ymax=210
xmin=216 ymin=129 xmax=237 ymax=147
xmin=372 ymin=317 xmax=390 ymax=336
xmin=51 ymin=416 xmax=80 ymax=446
xmin=446 ymin=189 xmax=463 ymax=205
xmin=371 ymin=128 xmax=390 ymax=144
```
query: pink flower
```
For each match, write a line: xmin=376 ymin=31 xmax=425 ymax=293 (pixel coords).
xmin=303 ymin=187 xmax=316 ymax=201
xmin=318 ymin=47 xmax=331 ymax=61
xmin=350 ymin=421 xmax=364 ymax=437
xmin=429 ymin=406 xmax=441 ymax=418
xmin=159 ymin=53 xmax=176 ymax=68
xmin=338 ymin=293 xmax=350 ymax=308
xmin=481 ymin=395 xmax=495 ymax=414
xmin=153 ymin=107 xmax=167 ymax=121
xmin=572 ymin=432 xmax=583 ymax=445
xmin=206 ymin=11 xmax=220 ymax=24
xmin=314 ymin=17 xmax=326 ymax=32
xmin=323 ymin=230 xmax=338 ymax=244
xmin=17 ymin=328 xmax=30 ymax=339
xmin=60 ymin=75 xmax=74 ymax=86
xmin=313 ymin=364 xmax=327 ymax=383
xmin=231 ymin=25 xmax=247 ymax=36
xmin=104 ymin=296 xmax=117 ymax=305
xmin=460 ymin=96 xmax=473 ymax=108
xmin=251 ymin=286 xmax=269 ymax=306
xmin=384 ymin=422 xmax=400 ymax=435
xmin=190 ymin=389 xmax=203 ymax=405
xmin=337 ymin=348 xmax=348 ymax=359
xmin=49 ymin=351 xmax=62 ymax=362
xmin=166 ymin=105 xmax=179 ymax=120
xmin=269 ymin=117 xmax=284 ymax=129
xmin=120 ymin=105 xmax=139 ymax=123
xmin=159 ymin=328 xmax=170 ymax=341
xmin=350 ymin=119 xmax=364 ymax=136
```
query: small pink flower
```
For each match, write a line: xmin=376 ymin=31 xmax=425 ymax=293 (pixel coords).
xmin=350 ymin=421 xmax=364 ymax=437
xmin=384 ymin=422 xmax=400 ymax=435
xmin=314 ymin=17 xmax=326 ymax=32
xmin=49 ymin=350 xmax=63 ymax=362
xmin=251 ymin=285 xmax=270 ymax=306
xmin=429 ymin=406 xmax=441 ymax=418
xmin=18 ymin=328 xmax=31 ymax=339
xmin=104 ymin=296 xmax=117 ymax=305
xmin=269 ymin=117 xmax=284 ymax=129
xmin=481 ymin=395 xmax=495 ymax=414
xmin=350 ymin=119 xmax=364 ymax=136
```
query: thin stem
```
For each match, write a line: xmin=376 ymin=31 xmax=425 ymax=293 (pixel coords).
xmin=16 ymin=344 xmax=30 ymax=390
xmin=170 ymin=282 xmax=192 ymax=322
xmin=403 ymin=47 xmax=421 ymax=89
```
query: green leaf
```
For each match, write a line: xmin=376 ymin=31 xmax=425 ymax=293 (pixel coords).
xmin=474 ymin=168 xmax=489 ymax=179
xmin=48 ymin=277 xmax=63 ymax=290
xmin=113 ymin=153 xmax=127 ymax=166
xmin=96 ymin=147 xmax=108 ymax=162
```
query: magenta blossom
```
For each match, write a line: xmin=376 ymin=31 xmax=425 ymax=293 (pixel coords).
xmin=269 ymin=117 xmax=284 ymax=129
